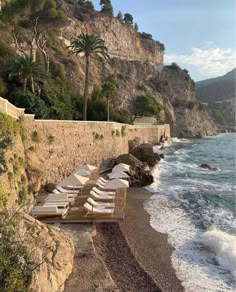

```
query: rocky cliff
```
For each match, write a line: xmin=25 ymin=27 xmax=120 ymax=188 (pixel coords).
xmin=56 ymin=9 xmax=216 ymax=137
xmin=0 ymin=113 xmax=74 ymax=291
xmin=0 ymin=1 xmax=216 ymax=138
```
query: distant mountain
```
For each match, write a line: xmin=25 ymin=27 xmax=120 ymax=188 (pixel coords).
xmin=196 ymin=68 xmax=235 ymax=103
xmin=196 ymin=69 xmax=236 ymax=131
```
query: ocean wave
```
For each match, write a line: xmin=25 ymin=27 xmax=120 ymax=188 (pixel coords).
xmin=144 ymin=195 xmax=236 ymax=291
xmin=202 ymin=227 xmax=236 ymax=278
xmin=172 ymin=137 xmax=181 ymax=143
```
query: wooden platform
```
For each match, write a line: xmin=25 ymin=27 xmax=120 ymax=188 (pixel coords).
xmin=34 ymin=187 xmax=127 ymax=223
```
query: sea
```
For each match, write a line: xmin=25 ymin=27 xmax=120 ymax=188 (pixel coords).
xmin=144 ymin=133 xmax=236 ymax=292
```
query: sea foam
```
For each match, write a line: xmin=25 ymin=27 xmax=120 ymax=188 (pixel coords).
xmin=202 ymin=227 xmax=236 ymax=277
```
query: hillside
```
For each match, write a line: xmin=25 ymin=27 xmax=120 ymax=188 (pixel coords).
xmin=196 ymin=69 xmax=235 ymax=131
xmin=196 ymin=68 xmax=235 ymax=103
xmin=0 ymin=0 xmax=216 ymax=137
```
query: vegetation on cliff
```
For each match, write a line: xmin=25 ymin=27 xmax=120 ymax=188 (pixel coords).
xmin=0 ymin=0 xmax=163 ymax=122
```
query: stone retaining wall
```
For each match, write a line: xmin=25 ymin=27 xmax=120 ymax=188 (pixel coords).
xmin=23 ymin=116 xmax=170 ymax=183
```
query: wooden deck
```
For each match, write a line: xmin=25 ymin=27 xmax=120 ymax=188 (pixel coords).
xmin=34 ymin=187 xmax=127 ymax=223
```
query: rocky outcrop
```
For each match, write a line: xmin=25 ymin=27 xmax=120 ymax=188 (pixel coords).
xmin=199 ymin=164 xmax=220 ymax=171
xmin=26 ymin=151 xmax=44 ymax=193
xmin=129 ymin=141 xmax=161 ymax=167
xmin=116 ymin=153 xmax=153 ymax=187
xmin=157 ymin=65 xmax=217 ymax=137
xmin=63 ymin=13 xmax=163 ymax=66
xmin=21 ymin=214 xmax=74 ymax=292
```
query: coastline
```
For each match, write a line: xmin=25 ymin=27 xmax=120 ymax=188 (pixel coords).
xmin=94 ymin=187 xmax=184 ymax=292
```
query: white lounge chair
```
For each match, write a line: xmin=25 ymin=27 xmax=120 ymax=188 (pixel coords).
xmin=96 ymin=181 xmax=108 ymax=189
xmin=32 ymin=206 xmax=68 ymax=218
xmin=97 ymin=178 xmax=106 ymax=185
xmin=108 ymin=171 xmax=130 ymax=179
xmin=53 ymin=186 xmax=80 ymax=195
xmin=90 ymin=190 xmax=115 ymax=200
xmin=98 ymin=177 xmax=109 ymax=183
xmin=45 ymin=193 xmax=75 ymax=205
xmin=87 ymin=197 xmax=115 ymax=208
xmin=83 ymin=202 xmax=114 ymax=216
xmin=92 ymin=187 xmax=115 ymax=196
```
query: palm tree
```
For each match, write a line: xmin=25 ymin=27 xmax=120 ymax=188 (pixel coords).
xmin=3 ymin=55 xmax=46 ymax=93
xmin=101 ymin=80 xmax=116 ymax=121
xmin=67 ymin=33 xmax=110 ymax=120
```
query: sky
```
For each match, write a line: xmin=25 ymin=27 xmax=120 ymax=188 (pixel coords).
xmin=91 ymin=0 xmax=236 ymax=81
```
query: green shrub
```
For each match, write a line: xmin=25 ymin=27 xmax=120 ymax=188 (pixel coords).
xmin=28 ymin=146 xmax=35 ymax=152
xmin=115 ymin=130 xmax=120 ymax=137
xmin=13 ymin=164 xmax=20 ymax=176
xmin=18 ymin=187 xmax=27 ymax=204
xmin=111 ymin=130 xmax=115 ymax=136
xmin=0 ymin=211 xmax=35 ymax=291
xmin=31 ymin=131 xmax=42 ymax=143
xmin=0 ymin=183 xmax=7 ymax=207
xmin=121 ymin=125 xmax=127 ymax=136
xmin=7 ymin=172 xmax=13 ymax=181
xmin=47 ymin=134 xmax=55 ymax=144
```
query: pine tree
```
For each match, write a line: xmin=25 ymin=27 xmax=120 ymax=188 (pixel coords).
xmin=117 ymin=11 xmax=123 ymax=22
xmin=100 ymin=0 xmax=113 ymax=16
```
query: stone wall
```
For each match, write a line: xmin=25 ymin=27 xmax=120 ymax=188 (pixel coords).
xmin=23 ymin=116 xmax=170 ymax=183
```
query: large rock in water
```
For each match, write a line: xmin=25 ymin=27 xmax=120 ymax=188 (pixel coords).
xmin=129 ymin=142 xmax=161 ymax=167
xmin=116 ymin=153 xmax=153 ymax=187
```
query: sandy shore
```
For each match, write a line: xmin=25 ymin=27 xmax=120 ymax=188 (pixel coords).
xmin=94 ymin=187 xmax=184 ymax=292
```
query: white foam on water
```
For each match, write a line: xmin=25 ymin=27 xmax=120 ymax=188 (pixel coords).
xmin=144 ymin=195 xmax=236 ymax=291
xmin=202 ymin=227 xmax=236 ymax=277
xmin=172 ymin=137 xmax=181 ymax=143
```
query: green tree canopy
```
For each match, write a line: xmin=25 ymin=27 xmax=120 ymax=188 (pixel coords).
xmin=133 ymin=94 xmax=162 ymax=117
xmin=100 ymin=0 xmax=113 ymax=16
xmin=2 ymin=56 xmax=47 ymax=94
xmin=124 ymin=13 xmax=133 ymax=25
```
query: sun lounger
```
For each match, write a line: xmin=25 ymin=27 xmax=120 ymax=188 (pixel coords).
xmin=98 ymin=177 xmax=109 ymax=183
xmin=90 ymin=190 xmax=115 ymax=200
xmin=31 ymin=206 xmax=68 ymax=218
xmin=83 ymin=202 xmax=114 ymax=216
xmin=45 ymin=193 xmax=75 ymax=205
xmin=92 ymin=187 xmax=115 ymax=196
xmin=53 ymin=186 xmax=80 ymax=195
xmin=96 ymin=181 xmax=110 ymax=189
xmin=87 ymin=197 xmax=115 ymax=208
xmin=97 ymin=178 xmax=106 ymax=185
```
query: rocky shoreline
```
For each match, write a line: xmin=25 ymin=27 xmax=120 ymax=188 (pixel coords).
xmin=94 ymin=188 xmax=183 ymax=292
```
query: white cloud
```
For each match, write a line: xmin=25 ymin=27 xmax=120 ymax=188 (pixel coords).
xmin=165 ymin=47 xmax=236 ymax=79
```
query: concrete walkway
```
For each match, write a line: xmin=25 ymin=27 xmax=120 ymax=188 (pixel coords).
xmin=62 ymin=224 xmax=118 ymax=292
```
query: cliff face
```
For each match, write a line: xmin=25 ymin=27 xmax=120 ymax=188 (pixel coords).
xmin=157 ymin=65 xmax=217 ymax=137
xmin=57 ymin=13 xmax=216 ymax=137
xmin=0 ymin=115 xmax=74 ymax=292
xmin=63 ymin=14 xmax=163 ymax=65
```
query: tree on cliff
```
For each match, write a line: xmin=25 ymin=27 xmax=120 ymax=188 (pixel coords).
xmin=132 ymin=94 xmax=162 ymax=117
xmin=124 ymin=13 xmax=133 ymax=25
xmin=2 ymin=56 xmax=47 ymax=94
xmin=67 ymin=33 xmax=110 ymax=120
xmin=117 ymin=11 xmax=123 ymax=22
xmin=101 ymin=80 xmax=117 ymax=121
xmin=100 ymin=0 xmax=113 ymax=16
